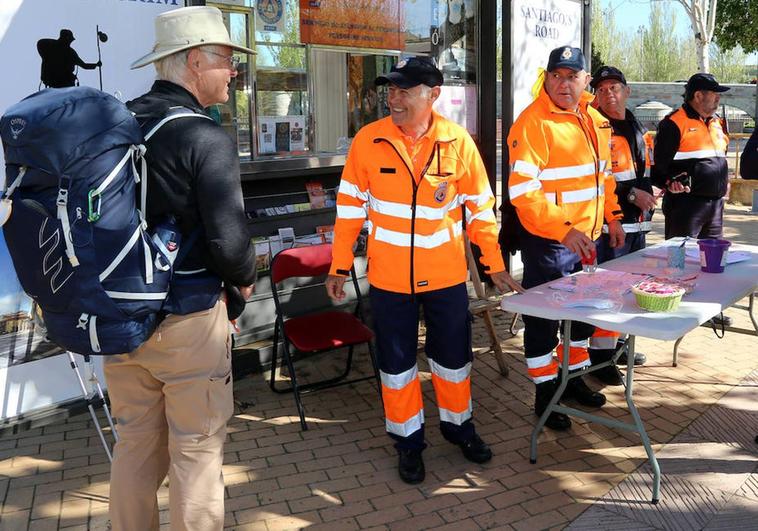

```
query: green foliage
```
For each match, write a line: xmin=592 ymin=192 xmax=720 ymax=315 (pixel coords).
xmin=714 ymin=0 xmax=758 ymax=54
xmin=710 ymin=44 xmax=752 ymax=82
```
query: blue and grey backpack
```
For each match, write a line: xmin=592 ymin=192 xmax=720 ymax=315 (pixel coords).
xmin=0 ymin=87 xmax=209 ymax=355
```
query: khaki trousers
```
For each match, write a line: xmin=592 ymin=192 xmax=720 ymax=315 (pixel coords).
xmin=104 ymin=300 xmax=233 ymax=531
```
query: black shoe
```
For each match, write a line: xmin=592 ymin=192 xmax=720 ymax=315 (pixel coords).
xmin=591 ymin=365 xmax=624 ymax=386
xmin=457 ymin=433 xmax=492 ymax=464
xmin=710 ymin=314 xmax=733 ymax=327
xmin=535 ymin=380 xmax=571 ymax=431
xmin=398 ymin=448 xmax=425 ymax=484
xmin=563 ymin=374 xmax=606 ymax=408
xmin=618 ymin=351 xmax=647 ymax=366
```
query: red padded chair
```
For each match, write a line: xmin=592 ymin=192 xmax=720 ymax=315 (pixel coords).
xmin=269 ymin=243 xmax=380 ymax=430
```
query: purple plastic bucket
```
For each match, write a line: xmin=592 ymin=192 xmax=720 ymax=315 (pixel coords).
xmin=697 ymin=239 xmax=731 ymax=273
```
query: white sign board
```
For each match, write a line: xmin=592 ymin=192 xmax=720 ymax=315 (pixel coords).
xmin=0 ymin=0 xmax=182 ymax=424
xmin=510 ymin=0 xmax=583 ymax=121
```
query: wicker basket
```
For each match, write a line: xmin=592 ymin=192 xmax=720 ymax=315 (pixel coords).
xmin=633 ymin=287 xmax=685 ymax=312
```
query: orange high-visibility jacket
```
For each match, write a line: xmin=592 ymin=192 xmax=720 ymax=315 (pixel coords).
xmin=507 ymin=89 xmax=622 ymax=242
xmin=330 ymin=111 xmax=505 ymax=294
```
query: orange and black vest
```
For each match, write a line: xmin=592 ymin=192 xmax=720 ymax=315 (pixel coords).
xmin=507 ymin=88 xmax=622 ymax=243
xmin=652 ymin=103 xmax=729 ymax=198
xmin=330 ymin=112 xmax=504 ymax=294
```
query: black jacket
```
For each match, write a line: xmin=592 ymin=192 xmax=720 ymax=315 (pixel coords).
xmin=652 ymin=103 xmax=729 ymax=198
xmin=600 ymin=108 xmax=653 ymax=224
xmin=741 ymin=128 xmax=758 ymax=180
xmin=127 ymin=81 xmax=255 ymax=317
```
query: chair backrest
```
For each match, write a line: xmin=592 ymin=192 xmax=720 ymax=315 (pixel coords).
xmin=270 ymin=243 xmax=333 ymax=284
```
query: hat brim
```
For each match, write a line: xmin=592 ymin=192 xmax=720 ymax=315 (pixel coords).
xmin=375 ymin=72 xmax=419 ymax=89
xmin=131 ymin=41 xmax=256 ymax=69
xmin=590 ymin=74 xmax=625 ymax=89
xmin=713 ymin=86 xmax=731 ymax=93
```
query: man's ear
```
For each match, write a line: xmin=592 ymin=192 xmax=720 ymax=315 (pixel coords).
xmin=187 ymin=48 xmax=202 ymax=72
xmin=430 ymin=86 xmax=441 ymax=102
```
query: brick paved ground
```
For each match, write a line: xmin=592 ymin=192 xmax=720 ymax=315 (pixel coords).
xmin=0 ymin=206 xmax=756 ymax=530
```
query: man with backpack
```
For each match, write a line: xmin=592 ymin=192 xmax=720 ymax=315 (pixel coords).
xmin=106 ymin=7 xmax=256 ymax=530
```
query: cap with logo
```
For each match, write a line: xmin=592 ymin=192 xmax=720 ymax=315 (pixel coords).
xmin=590 ymin=65 xmax=627 ymax=89
xmin=685 ymin=73 xmax=730 ymax=93
xmin=546 ymin=46 xmax=586 ymax=72
xmin=375 ymin=56 xmax=444 ymax=89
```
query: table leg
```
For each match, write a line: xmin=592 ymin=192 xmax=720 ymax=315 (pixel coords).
xmin=530 ymin=320 xmax=572 ymax=464
xmin=672 ymin=336 xmax=684 ymax=367
xmin=625 ymin=335 xmax=661 ymax=503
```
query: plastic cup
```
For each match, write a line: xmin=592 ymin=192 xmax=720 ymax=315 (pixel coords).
xmin=667 ymin=245 xmax=686 ymax=271
xmin=581 ymin=247 xmax=597 ymax=273
xmin=697 ymin=239 xmax=731 ymax=273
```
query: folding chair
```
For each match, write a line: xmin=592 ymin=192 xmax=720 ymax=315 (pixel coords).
xmin=269 ymin=243 xmax=380 ymax=430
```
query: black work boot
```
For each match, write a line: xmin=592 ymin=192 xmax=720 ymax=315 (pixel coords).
xmin=535 ymin=380 xmax=571 ymax=431
xmin=563 ymin=372 xmax=607 ymax=408
xmin=588 ymin=348 xmax=623 ymax=386
xmin=398 ymin=448 xmax=425 ymax=484
xmin=617 ymin=341 xmax=647 ymax=366
xmin=456 ymin=433 xmax=492 ymax=464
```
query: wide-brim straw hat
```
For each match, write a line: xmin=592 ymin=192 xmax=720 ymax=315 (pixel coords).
xmin=131 ymin=6 xmax=256 ymax=69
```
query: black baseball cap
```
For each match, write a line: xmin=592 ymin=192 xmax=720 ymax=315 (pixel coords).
xmin=685 ymin=73 xmax=730 ymax=93
xmin=375 ymin=57 xmax=444 ymax=89
xmin=546 ymin=46 xmax=586 ymax=72
xmin=590 ymin=65 xmax=627 ymax=89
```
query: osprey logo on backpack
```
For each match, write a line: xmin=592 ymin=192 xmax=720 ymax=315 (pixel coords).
xmin=9 ymin=118 xmax=26 ymax=139
xmin=0 ymin=87 xmax=212 ymax=356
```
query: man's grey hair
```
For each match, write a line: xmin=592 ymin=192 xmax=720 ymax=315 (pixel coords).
xmin=154 ymin=46 xmax=222 ymax=85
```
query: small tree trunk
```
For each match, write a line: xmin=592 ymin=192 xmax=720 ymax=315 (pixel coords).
xmin=696 ymin=38 xmax=710 ymax=72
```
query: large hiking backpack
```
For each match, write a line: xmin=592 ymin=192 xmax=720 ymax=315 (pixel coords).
xmin=0 ymin=86 xmax=208 ymax=355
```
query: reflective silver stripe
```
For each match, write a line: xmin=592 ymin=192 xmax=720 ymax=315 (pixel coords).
xmin=509 ymin=179 xmax=542 ymax=199
xmin=569 ymin=339 xmax=589 ymax=348
xmin=386 ymin=410 xmax=424 ymax=437
xmin=380 ymin=365 xmax=418 ymax=390
xmin=533 ymin=374 xmax=558 ymax=384
xmin=460 ymin=190 xmax=494 ymax=207
xmin=526 ymin=352 xmax=554 ymax=369
xmin=545 ymin=192 xmax=556 ymax=203
xmin=100 ymin=226 xmax=142 ymax=282
xmin=428 ymin=359 xmax=471 ymax=384
xmin=338 ymin=180 xmax=369 ymax=201
xmin=374 ymin=226 xmax=451 ymax=249
xmin=603 ymin=221 xmax=653 ymax=233
xmin=466 ymin=208 xmax=496 ymax=223
xmin=336 ymin=205 xmax=366 ymax=219
xmin=539 ymin=162 xmax=596 ymax=181
xmin=105 ymin=291 xmax=168 ymax=300
xmin=439 ymin=401 xmax=473 ymax=425
xmin=369 ymin=195 xmax=460 ymax=220
xmin=569 ymin=358 xmax=591 ymax=371
xmin=512 ymin=160 xmax=540 ymax=178
xmin=673 ymin=149 xmax=725 ymax=160
xmin=612 ymin=169 xmax=636 ymax=182
xmin=589 ymin=336 xmax=617 ymax=350
xmin=561 ymin=187 xmax=598 ymax=204
xmin=643 ymin=167 xmax=651 ymax=178
xmin=599 ymin=160 xmax=608 ymax=172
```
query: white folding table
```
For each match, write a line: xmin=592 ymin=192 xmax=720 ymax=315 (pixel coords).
xmin=501 ymin=242 xmax=758 ymax=503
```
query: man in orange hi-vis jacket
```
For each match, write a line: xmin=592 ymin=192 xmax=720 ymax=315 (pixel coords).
xmin=326 ymin=57 xmax=523 ymax=485
xmin=507 ymin=46 xmax=625 ymax=431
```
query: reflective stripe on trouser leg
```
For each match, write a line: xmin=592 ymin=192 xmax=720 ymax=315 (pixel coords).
xmin=369 ymin=286 xmax=426 ymax=450
xmin=380 ymin=365 xmax=425 ymax=438
xmin=556 ymin=339 xmax=591 ymax=371
xmin=590 ymin=328 xmax=621 ymax=350
xmin=526 ymin=352 xmax=559 ymax=384
xmin=420 ymin=283 xmax=476 ymax=444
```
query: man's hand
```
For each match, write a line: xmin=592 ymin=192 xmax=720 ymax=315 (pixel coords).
xmin=239 ymin=284 xmax=255 ymax=300
xmin=629 ymin=187 xmax=657 ymax=211
xmin=666 ymin=180 xmax=690 ymax=194
xmin=607 ymin=220 xmax=626 ymax=249
xmin=325 ymin=275 xmax=347 ymax=302
xmin=561 ymin=228 xmax=595 ymax=258
xmin=490 ymin=270 xmax=525 ymax=294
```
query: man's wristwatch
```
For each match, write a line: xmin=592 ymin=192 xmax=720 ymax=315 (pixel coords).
xmin=627 ymin=189 xmax=637 ymax=203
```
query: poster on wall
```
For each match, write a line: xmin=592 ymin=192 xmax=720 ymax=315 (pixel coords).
xmin=0 ymin=0 xmax=182 ymax=424
xmin=256 ymin=0 xmax=286 ymax=34
xmin=299 ymin=0 xmax=406 ymax=50
xmin=510 ymin=0 xmax=583 ymax=121
xmin=258 ymin=115 xmax=307 ymax=154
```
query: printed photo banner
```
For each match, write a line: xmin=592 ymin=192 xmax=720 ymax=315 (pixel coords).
xmin=299 ymin=0 xmax=406 ymax=51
